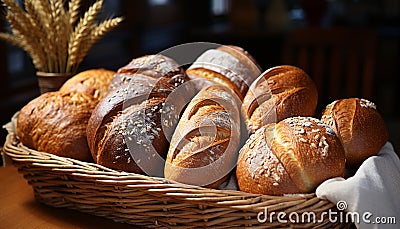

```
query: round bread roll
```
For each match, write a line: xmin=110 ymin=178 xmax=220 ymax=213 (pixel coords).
xmin=59 ymin=68 xmax=115 ymax=100
xmin=236 ymin=116 xmax=345 ymax=195
xmin=242 ymin=65 xmax=318 ymax=135
xmin=321 ymin=98 xmax=389 ymax=167
xmin=186 ymin=45 xmax=262 ymax=100
xmin=16 ymin=91 xmax=97 ymax=161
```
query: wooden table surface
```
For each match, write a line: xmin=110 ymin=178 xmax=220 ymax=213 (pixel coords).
xmin=0 ymin=165 xmax=136 ymax=229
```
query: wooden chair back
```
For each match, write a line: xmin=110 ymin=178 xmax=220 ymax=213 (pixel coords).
xmin=282 ymin=27 xmax=377 ymax=111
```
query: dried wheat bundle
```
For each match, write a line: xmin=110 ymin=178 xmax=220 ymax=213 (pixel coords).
xmin=0 ymin=0 xmax=123 ymax=74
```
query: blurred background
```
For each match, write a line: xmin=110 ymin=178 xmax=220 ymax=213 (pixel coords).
xmin=1 ymin=0 xmax=399 ymax=153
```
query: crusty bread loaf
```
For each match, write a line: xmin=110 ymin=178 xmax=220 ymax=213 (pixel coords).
xmin=236 ymin=116 xmax=345 ymax=195
xmin=87 ymin=54 xmax=191 ymax=176
xmin=16 ymin=91 xmax=97 ymax=161
xmin=59 ymin=68 xmax=115 ymax=100
xmin=321 ymin=98 xmax=389 ymax=167
xmin=242 ymin=65 xmax=318 ymax=135
xmin=164 ymin=85 xmax=242 ymax=188
xmin=186 ymin=45 xmax=262 ymax=100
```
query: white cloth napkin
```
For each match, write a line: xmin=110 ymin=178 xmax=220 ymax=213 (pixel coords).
xmin=316 ymin=142 xmax=400 ymax=228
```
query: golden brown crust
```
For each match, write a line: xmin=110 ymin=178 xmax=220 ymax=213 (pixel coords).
xmin=275 ymin=117 xmax=345 ymax=192
xmin=321 ymin=98 xmax=389 ymax=167
xmin=165 ymin=85 xmax=242 ymax=188
xmin=16 ymin=91 xmax=96 ymax=161
xmin=236 ymin=116 xmax=345 ymax=195
xmin=59 ymin=69 xmax=115 ymax=100
xmin=242 ymin=65 xmax=318 ymax=135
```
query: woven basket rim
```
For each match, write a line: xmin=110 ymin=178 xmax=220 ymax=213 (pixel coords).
xmin=4 ymin=116 xmax=318 ymax=199
xmin=2 ymin=113 xmax=348 ymax=228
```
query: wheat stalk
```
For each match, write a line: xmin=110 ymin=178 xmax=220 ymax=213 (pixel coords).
xmin=67 ymin=0 xmax=103 ymax=73
xmin=74 ymin=17 xmax=124 ymax=70
xmin=24 ymin=0 xmax=55 ymax=72
xmin=2 ymin=0 xmax=47 ymax=70
xmin=68 ymin=0 xmax=81 ymax=27
xmin=51 ymin=0 xmax=69 ymax=73
xmin=0 ymin=0 xmax=122 ymax=74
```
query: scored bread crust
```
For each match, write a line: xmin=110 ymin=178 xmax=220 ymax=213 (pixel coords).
xmin=236 ymin=124 xmax=300 ymax=195
xmin=237 ymin=116 xmax=346 ymax=195
xmin=321 ymin=98 xmax=389 ymax=167
xmin=165 ymin=85 xmax=241 ymax=188
xmin=242 ymin=65 xmax=318 ymax=135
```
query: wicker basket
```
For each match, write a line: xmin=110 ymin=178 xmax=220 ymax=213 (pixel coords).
xmin=2 ymin=114 xmax=350 ymax=228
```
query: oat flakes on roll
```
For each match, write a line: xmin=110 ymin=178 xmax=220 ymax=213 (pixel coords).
xmin=236 ymin=116 xmax=345 ymax=195
xmin=242 ymin=65 xmax=318 ymax=135
xmin=321 ymin=98 xmax=389 ymax=168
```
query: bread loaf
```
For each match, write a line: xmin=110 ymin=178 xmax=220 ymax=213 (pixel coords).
xmin=236 ymin=116 xmax=345 ymax=195
xmin=164 ymin=85 xmax=242 ymax=188
xmin=186 ymin=45 xmax=262 ymax=100
xmin=59 ymin=69 xmax=115 ymax=100
xmin=321 ymin=98 xmax=389 ymax=167
xmin=16 ymin=91 xmax=97 ymax=161
xmin=242 ymin=65 xmax=318 ymax=135
xmin=87 ymin=54 xmax=191 ymax=176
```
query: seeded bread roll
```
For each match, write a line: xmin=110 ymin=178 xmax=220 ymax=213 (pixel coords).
xmin=186 ymin=45 xmax=262 ymax=100
xmin=59 ymin=69 xmax=115 ymax=100
xmin=321 ymin=98 xmax=389 ymax=167
xmin=236 ymin=116 xmax=345 ymax=195
xmin=87 ymin=54 xmax=191 ymax=176
xmin=164 ymin=85 xmax=242 ymax=188
xmin=242 ymin=65 xmax=318 ymax=135
xmin=16 ymin=91 xmax=97 ymax=161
